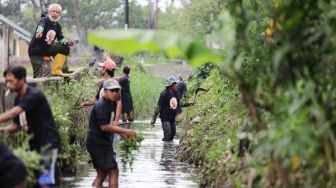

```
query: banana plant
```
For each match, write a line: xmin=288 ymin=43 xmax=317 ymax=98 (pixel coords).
xmin=87 ymin=29 xmax=223 ymax=67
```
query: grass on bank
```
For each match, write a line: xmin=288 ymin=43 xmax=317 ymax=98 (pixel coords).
xmin=117 ymin=56 xmax=165 ymax=119
xmin=177 ymin=69 xmax=248 ymax=187
xmin=1 ymin=55 xmax=164 ymax=184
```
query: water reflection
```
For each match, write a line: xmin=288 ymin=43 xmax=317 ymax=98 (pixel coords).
xmin=160 ymin=142 xmax=177 ymax=185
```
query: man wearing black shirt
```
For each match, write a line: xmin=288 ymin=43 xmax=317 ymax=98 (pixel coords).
xmin=86 ymin=78 xmax=136 ymax=188
xmin=151 ymin=76 xmax=180 ymax=141
xmin=29 ymin=3 xmax=74 ymax=78
xmin=0 ymin=66 xmax=60 ymax=187
xmin=119 ymin=66 xmax=134 ymax=123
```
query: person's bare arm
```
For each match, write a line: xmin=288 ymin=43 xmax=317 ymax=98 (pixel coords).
xmin=151 ymin=105 xmax=160 ymax=125
xmin=100 ymin=124 xmax=136 ymax=138
xmin=112 ymin=100 xmax=122 ymax=126
xmin=0 ymin=123 xmax=20 ymax=133
xmin=78 ymin=97 xmax=97 ymax=109
xmin=0 ymin=106 xmax=23 ymax=123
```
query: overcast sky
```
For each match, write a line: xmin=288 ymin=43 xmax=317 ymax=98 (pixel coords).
xmin=134 ymin=0 xmax=182 ymax=10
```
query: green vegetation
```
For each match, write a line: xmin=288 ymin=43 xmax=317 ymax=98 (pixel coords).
xmin=119 ymin=134 xmax=144 ymax=167
xmin=129 ymin=68 xmax=164 ymax=119
xmin=178 ymin=69 xmax=247 ymax=187
xmin=13 ymin=140 xmax=43 ymax=184
xmin=0 ymin=56 xmax=162 ymax=183
xmin=46 ymin=76 xmax=97 ymax=173
xmin=116 ymin=56 xmax=165 ymax=119
xmin=3 ymin=0 xmax=336 ymax=187
xmin=1 ymin=133 xmax=43 ymax=185
xmin=88 ymin=0 xmax=336 ymax=187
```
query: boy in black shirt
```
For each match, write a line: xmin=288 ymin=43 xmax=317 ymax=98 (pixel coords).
xmin=0 ymin=66 xmax=60 ymax=187
xmin=86 ymin=78 xmax=136 ymax=188
xmin=118 ymin=66 xmax=134 ymax=123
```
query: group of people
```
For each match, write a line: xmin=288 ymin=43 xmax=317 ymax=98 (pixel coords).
xmin=0 ymin=64 xmax=137 ymax=188
xmin=0 ymin=2 xmax=195 ymax=188
xmin=0 ymin=65 xmax=190 ymax=188
xmin=1 ymin=8 xmax=137 ymax=185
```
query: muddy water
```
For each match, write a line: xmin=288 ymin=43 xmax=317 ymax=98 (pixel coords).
xmin=61 ymin=120 xmax=199 ymax=188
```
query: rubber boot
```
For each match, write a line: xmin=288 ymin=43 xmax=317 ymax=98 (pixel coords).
xmin=162 ymin=121 xmax=171 ymax=141
xmin=52 ymin=54 xmax=69 ymax=77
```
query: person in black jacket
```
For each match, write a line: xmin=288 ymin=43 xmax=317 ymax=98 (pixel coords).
xmin=176 ymin=75 xmax=187 ymax=99
xmin=28 ymin=3 xmax=74 ymax=78
xmin=151 ymin=76 xmax=180 ymax=141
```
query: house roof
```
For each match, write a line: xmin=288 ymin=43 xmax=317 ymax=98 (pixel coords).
xmin=0 ymin=14 xmax=32 ymax=43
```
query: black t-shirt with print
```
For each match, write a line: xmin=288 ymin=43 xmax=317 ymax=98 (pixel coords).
xmin=86 ymin=97 xmax=117 ymax=147
xmin=28 ymin=17 xmax=65 ymax=56
xmin=0 ymin=142 xmax=28 ymax=188
xmin=13 ymin=86 xmax=60 ymax=152
xmin=158 ymin=89 xmax=180 ymax=122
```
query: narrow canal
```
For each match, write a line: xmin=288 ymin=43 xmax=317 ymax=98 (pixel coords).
xmin=62 ymin=120 xmax=199 ymax=187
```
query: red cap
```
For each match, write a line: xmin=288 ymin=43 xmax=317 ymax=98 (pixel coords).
xmin=99 ymin=59 xmax=116 ymax=71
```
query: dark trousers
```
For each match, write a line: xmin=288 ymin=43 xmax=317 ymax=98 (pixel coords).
xmin=30 ymin=44 xmax=70 ymax=78
xmin=161 ymin=121 xmax=176 ymax=141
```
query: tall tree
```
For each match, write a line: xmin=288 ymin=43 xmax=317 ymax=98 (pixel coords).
xmin=159 ymin=0 xmax=226 ymax=39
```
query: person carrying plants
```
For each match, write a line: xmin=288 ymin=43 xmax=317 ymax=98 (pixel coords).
xmin=28 ymin=3 xmax=74 ymax=78
xmin=86 ymin=78 xmax=137 ymax=188
xmin=0 ymin=66 xmax=61 ymax=188
xmin=118 ymin=66 xmax=134 ymax=123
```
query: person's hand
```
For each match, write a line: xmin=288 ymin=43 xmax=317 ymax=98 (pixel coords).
xmin=150 ymin=119 xmax=156 ymax=125
xmin=112 ymin=121 xmax=118 ymax=127
xmin=77 ymin=103 xmax=85 ymax=109
xmin=124 ymin=129 xmax=136 ymax=138
xmin=0 ymin=127 xmax=8 ymax=133
xmin=66 ymin=39 xmax=74 ymax=46
xmin=35 ymin=32 xmax=43 ymax=39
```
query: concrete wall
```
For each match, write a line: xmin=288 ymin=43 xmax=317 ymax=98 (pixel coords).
xmin=0 ymin=77 xmax=62 ymax=114
xmin=0 ymin=68 xmax=86 ymax=114
xmin=17 ymin=38 xmax=29 ymax=57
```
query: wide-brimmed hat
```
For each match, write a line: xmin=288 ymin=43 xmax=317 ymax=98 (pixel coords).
xmin=165 ymin=76 xmax=177 ymax=87
xmin=103 ymin=78 xmax=121 ymax=90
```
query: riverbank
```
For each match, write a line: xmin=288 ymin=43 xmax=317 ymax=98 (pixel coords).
xmin=177 ymin=68 xmax=250 ymax=187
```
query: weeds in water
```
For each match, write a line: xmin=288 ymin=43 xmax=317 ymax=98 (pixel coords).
xmin=119 ymin=134 xmax=144 ymax=168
